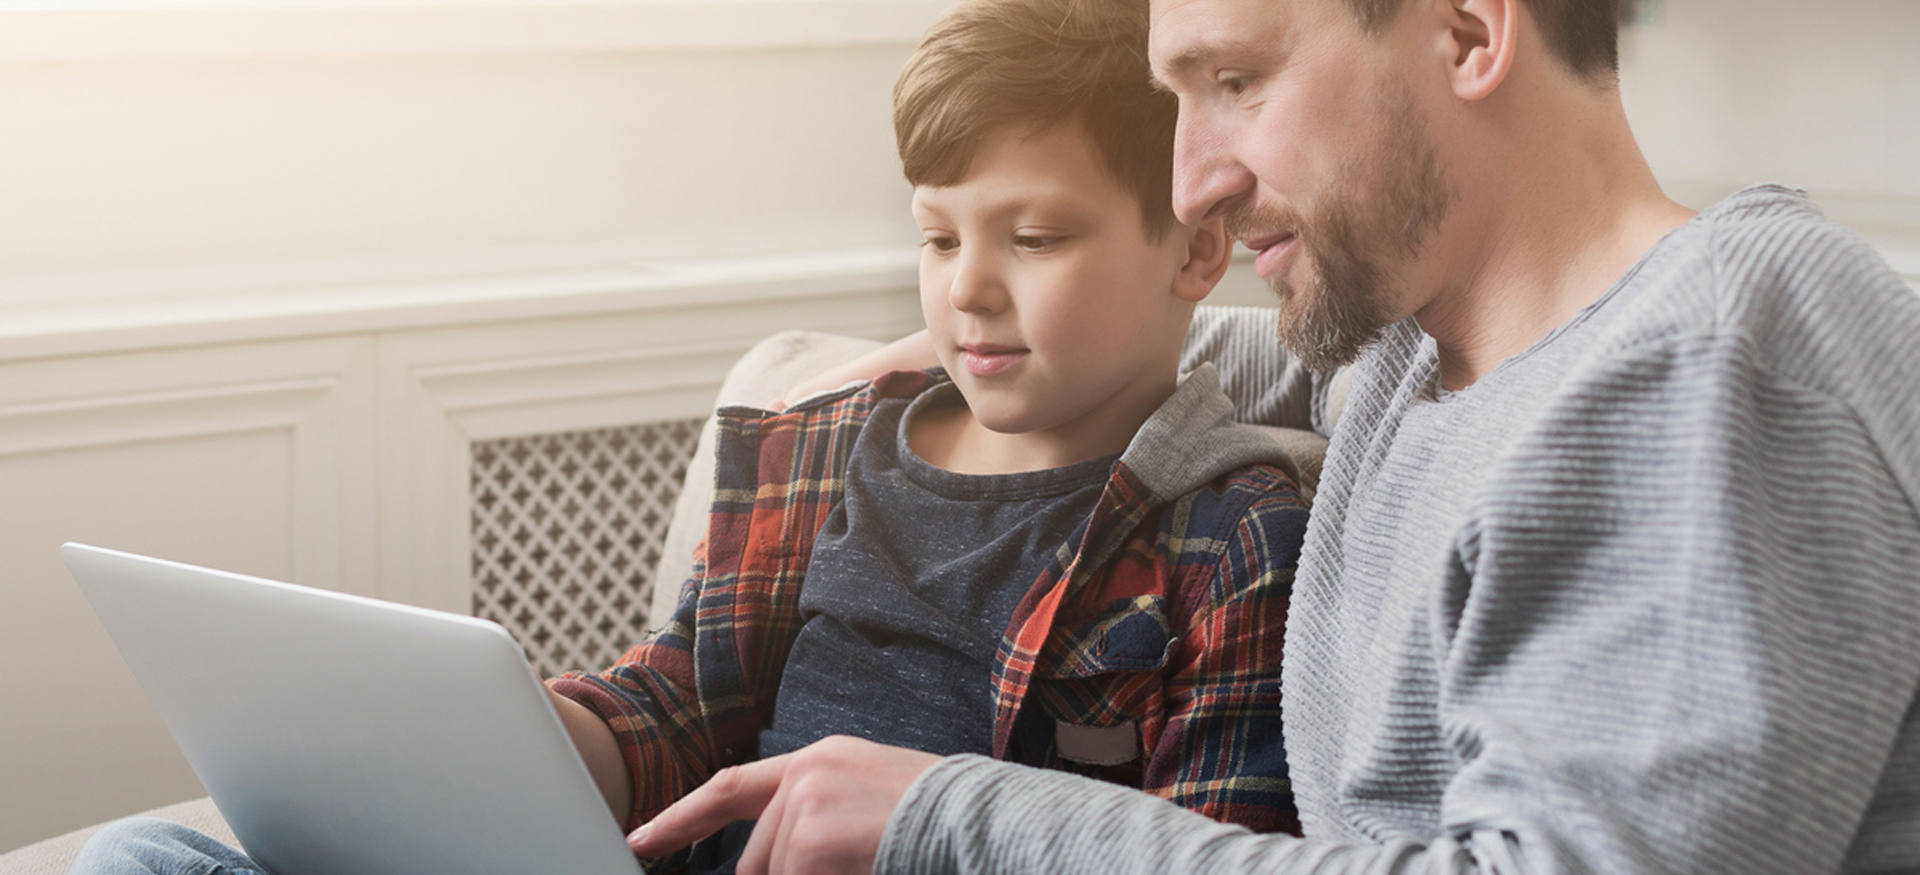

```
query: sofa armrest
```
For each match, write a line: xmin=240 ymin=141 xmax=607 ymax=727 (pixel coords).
xmin=648 ymin=330 xmax=886 ymax=626
xmin=0 ymin=798 xmax=234 ymax=875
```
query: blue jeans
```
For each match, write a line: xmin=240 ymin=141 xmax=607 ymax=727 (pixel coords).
xmin=67 ymin=818 xmax=264 ymax=875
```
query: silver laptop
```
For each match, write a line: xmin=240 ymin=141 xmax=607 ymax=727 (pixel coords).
xmin=62 ymin=542 xmax=646 ymax=875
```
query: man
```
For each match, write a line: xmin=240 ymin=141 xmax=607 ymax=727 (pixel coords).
xmin=628 ymin=0 xmax=1920 ymax=872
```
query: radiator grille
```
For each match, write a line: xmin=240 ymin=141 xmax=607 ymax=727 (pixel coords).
xmin=470 ymin=418 xmax=703 ymax=678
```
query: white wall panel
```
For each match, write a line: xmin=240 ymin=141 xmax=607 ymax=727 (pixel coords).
xmin=0 ymin=338 xmax=377 ymax=852
xmin=1620 ymin=0 xmax=1920 ymax=280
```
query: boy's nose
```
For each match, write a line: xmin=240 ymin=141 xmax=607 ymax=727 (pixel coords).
xmin=947 ymin=251 xmax=1009 ymax=313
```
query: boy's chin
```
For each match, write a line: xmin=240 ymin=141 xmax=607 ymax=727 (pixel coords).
xmin=963 ymin=406 xmax=1030 ymax=436
xmin=956 ymin=395 xmax=1047 ymax=437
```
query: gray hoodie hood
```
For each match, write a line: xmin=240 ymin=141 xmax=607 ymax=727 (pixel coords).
xmin=1119 ymin=363 xmax=1306 ymax=501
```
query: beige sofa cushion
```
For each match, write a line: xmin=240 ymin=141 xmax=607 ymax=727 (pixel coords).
xmin=0 ymin=797 xmax=234 ymax=875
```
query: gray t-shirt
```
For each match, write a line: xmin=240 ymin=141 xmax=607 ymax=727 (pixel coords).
xmin=877 ymin=186 xmax=1920 ymax=874
xmin=690 ymin=382 xmax=1112 ymax=875
xmin=760 ymin=381 xmax=1112 ymax=760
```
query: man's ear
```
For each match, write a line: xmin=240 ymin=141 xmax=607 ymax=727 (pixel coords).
xmin=1437 ymin=0 xmax=1517 ymax=102
xmin=1173 ymin=217 xmax=1232 ymax=303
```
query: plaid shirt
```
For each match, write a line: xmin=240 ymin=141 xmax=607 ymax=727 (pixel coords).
xmin=551 ymin=369 xmax=1308 ymax=838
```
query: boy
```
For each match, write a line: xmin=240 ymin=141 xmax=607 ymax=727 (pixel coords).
xmin=66 ymin=0 xmax=1307 ymax=872
xmin=545 ymin=2 xmax=1307 ymax=869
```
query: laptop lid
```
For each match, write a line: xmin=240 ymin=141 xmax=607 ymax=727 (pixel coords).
xmin=62 ymin=542 xmax=645 ymax=875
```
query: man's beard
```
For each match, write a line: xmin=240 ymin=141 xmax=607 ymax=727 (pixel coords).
xmin=1224 ymin=81 xmax=1455 ymax=372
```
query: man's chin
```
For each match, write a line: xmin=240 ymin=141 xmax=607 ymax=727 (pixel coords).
xmin=1275 ymin=296 xmax=1386 ymax=372
xmin=1279 ymin=333 xmax=1374 ymax=373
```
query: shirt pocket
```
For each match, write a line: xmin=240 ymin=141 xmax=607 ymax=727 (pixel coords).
xmin=1030 ymin=595 xmax=1174 ymax=770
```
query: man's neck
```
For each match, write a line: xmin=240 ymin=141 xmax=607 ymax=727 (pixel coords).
xmin=1415 ymin=90 xmax=1696 ymax=390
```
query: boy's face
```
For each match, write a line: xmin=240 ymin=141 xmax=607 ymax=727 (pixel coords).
xmin=912 ymin=123 xmax=1196 ymax=453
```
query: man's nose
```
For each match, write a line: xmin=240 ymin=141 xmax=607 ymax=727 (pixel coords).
xmin=1172 ymin=110 xmax=1255 ymax=227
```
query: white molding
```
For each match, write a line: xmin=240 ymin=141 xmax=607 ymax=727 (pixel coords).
xmin=429 ymin=344 xmax=754 ymax=439
xmin=0 ymin=378 xmax=335 ymax=457
xmin=388 ymin=341 xmax=742 ymax=612
xmin=0 ymin=0 xmax=951 ymax=62
xmin=0 ymin=347 xmax=380 ymax=595
xmin=0 ymin=247 xmax=922 ymax=364
xmin=372 ymin=275 xmax=922 ymax=613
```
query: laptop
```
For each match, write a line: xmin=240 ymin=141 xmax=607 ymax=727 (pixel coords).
xmin=62 ymin=542 xmax=646 ymax=875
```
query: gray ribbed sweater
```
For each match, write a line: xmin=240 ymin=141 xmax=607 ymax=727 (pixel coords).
xmin=874 ymin=186 xmax=1920 ymax=874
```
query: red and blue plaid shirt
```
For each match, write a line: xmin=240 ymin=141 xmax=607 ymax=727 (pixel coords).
xmin=551 ymin=369 xmax=1308 ymax=839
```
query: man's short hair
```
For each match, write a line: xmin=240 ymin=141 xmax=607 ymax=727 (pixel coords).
xmin=1346 ymin=0 xmax=1620 ymax=83
xmin=893 ymin=0 xmax=1178 ymax=239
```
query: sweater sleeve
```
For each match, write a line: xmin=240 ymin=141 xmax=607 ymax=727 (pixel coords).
xmin=878 ymin=756 xmax=1454 ymax=875
xmin=1182 ymin=306 xmax=1331 ymax=433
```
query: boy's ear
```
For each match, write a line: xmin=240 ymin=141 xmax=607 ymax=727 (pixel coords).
xmin=1172 ymin=217 xmax=1232 ymax=303
xmin=1436 ymin=0 xmax=1517 ymax=102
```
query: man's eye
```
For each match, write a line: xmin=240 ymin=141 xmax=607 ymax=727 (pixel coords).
xmin=1219 ymin=72 xmax=1256 ymax=96
xmin=921 ymin=236 xmax=959 ymax=253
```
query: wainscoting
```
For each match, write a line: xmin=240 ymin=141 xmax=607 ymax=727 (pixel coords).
xmin=471 ymin=418 xmax=704 ymax=679
xmin=0 ymin=251 xmax=925 ymax=851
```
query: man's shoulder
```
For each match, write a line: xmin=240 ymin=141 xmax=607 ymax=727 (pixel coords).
xmin=1645 ymin=185 xmax=1903 ymax=312
xmin=1601 ymin=186 xmax=1918 ymax=381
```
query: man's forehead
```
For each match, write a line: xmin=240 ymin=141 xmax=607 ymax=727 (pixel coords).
xmin=1148 ymin=0 xmax=1288 ymax=78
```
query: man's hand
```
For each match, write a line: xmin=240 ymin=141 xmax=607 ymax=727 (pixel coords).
xmin=769 ymin=331 xmax=936 ymax=411
xmin=626 ymin=736 xmax=939 ymax=875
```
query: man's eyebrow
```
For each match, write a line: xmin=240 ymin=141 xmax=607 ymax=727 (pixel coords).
xmin=1154 ymin=45 xmax=1215 ymax=86
xmin=1153 ymin=38 xmax=1262 ymax=90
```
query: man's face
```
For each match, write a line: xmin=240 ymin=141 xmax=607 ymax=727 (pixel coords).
xmin=1150 ymin=0 xmax=1455 ymax=370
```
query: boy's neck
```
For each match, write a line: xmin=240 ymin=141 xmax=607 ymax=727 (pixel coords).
xmin=907 ymin=384 xmax=1168 ymax=476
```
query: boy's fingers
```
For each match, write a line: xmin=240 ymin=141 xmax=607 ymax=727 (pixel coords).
xmin=627 ymin=755 xmax=792 ymax=856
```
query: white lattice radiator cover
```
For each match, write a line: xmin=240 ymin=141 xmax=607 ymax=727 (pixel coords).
xmin=471 ymin=418 xmax=704 ymax=678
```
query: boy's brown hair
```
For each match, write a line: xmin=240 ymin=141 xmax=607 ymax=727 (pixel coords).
xmin=893 ymin=0 xmax=1178 ymax=239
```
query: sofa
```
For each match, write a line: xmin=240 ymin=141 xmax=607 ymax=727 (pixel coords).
xmin=1 ymin=329 xmax=1325 ymax=874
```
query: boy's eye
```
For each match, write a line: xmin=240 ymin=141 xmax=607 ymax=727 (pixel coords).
xmin=921 ymin=236 xmax=959 ymax=254
xmin=1014 ymin=235 xmax=1060 ymax=252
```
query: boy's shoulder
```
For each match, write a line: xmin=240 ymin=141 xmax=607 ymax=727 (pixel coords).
xmin=716 ymin=368 xmax=949 ymax=429
xmin=1123 ymin=364 xmax=1314 ymax=502
xmin=1159 ymin=460 xmax=1311 ymax=539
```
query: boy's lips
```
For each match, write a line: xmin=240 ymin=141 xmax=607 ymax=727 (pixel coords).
xmin=959 ymin=344 xmax=1027 ymax=377
xmin=1242 ymin=232 xmax=1299 ymax=281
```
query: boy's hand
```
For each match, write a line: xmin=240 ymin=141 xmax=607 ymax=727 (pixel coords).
xmin=626 ymin=736 xmax=938 ymax=875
